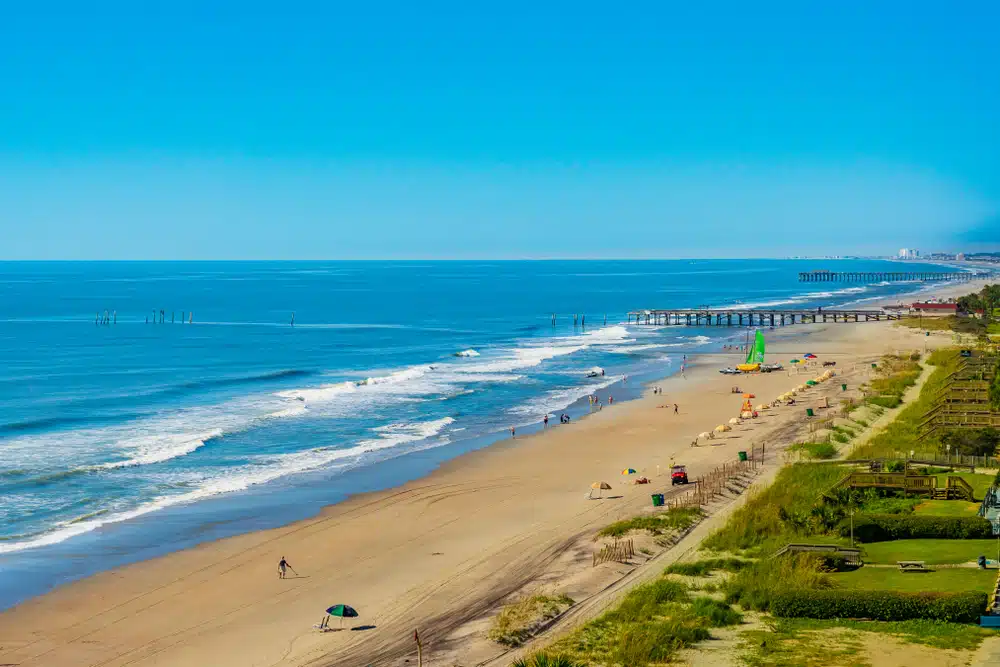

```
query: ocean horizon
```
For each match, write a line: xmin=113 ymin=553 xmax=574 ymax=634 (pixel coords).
xmin=0 ymin=258 xmax=972 ymax=608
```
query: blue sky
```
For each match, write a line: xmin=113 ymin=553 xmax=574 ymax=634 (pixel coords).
xmin=1 ymin=2 xmax=997 ymax=259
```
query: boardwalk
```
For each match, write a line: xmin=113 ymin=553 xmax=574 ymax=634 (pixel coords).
xmin=626 ymin=309 xmax=898 ymax=327
xmin=799 ymin=270 xmax=984 ymax=282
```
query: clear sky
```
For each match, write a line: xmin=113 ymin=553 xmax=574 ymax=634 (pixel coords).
xmin=1 ymin=1 xmax=997 ymax=259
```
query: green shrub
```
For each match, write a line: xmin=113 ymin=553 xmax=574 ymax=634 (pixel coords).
xmin=770 ymin=589 xmax=986 ymax=624
xmin=664 ymin=558 xmax=749 ymax=577
xmin=608 ymin=619 xmax=710 ymax=665
xmin=867 ymin=395 xmax=902 ymax=409
xmin=843 ymin=514 xmax=993 ymax=542
xmin=724 ymin=554 xmax=833 ymax=612
xmin=832 ymin=432 xmax=849 ymax=444
xmin=608 ymin=579 xmax=688 ymax=623
xmin=511 ymin=653 xmax=583 ymax=667
xmin=788 ymin=441 xmax=838 ymax=460
xmin=690 ymin=597 xmax=742 ymax=626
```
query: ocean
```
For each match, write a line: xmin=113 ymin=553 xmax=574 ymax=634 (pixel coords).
xmin=0 ymin=259 xmax=966 ymax=607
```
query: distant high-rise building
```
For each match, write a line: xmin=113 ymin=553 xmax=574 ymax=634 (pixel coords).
xmin=899 ymin=248 xmax=909 ymax=258
xmin=956 ymin=252 xmax=966 ymax=261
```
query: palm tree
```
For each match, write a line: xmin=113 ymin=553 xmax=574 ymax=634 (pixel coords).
xmin=511 ymin=653 xmax=583 ymax=667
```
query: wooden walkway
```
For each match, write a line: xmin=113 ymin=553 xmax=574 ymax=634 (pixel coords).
xmin=799 ymin=270 xmax=982 ymax=282
xmin=626 ymin=309 xmax=898 ymax=326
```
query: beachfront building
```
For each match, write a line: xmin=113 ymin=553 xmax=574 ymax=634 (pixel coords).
xmin=898 ymin=248 xmax=921 ymax=259
xmin=910 ymin=302 xmax=958 ymax=316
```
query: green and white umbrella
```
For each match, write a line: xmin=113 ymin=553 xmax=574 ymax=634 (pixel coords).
xmin=325 ymin=604 xmax=359 ymax=628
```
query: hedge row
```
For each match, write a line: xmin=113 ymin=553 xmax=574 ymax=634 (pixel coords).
xmin=840 ymin=514 xmax=993 ymax=542
xmin=771 ymin=589 xmax=986 ymax=623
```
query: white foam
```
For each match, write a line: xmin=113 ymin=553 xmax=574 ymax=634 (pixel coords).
xmin=0 ymin=416 xmax=457 ymax=554
xmin=510 ymin=377 xmax=619 ymax=419
xmin=96 ymin=430 xmax=222 ymax=469
xmin=606 ymin=344 xmax=673 ymax=354
xmin=455 ymin=349 xmax=480 ymax=357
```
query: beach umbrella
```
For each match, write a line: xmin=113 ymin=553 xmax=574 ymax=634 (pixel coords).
xmin=699 ymin=431 xmax=713 ymax=440
xmin=729 ymin=417 xmax=741 ymax=425
xmin=806 ymin=380 xmax=818 ymax=386
xmin=622 ymin=468 xmax=636 ymax=475
xmin=804 ymin=353 xmax=817 ymax=359
xmin=590 ymin=481 xmax=612 ymax=498
xmin=715 ymin=424 xmax=731 ymax=432
xmin=742 ymin=393 xmax=756 ymax=398
xmin=790 ymin=359 xmax=801 ymax=364
xmin=325 ymin=604 xmax=359 ymax=628
xmin=756 ymin=404 xmax=768 ymax=411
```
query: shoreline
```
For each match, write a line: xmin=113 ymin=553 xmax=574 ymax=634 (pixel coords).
xmin=0 ymin=278 xmax=989 ymax=666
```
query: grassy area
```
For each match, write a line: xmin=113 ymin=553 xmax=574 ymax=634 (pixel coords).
xmin=860 ymin=539 xmax=1000 ymax=564
xmin=788 ymin=441 xmax=838 ymax=460
xmin=664 ymin=557 xmax=749 ymax=576
xmin=852 ymin=350 xmax=962 ymax=459
xmin=912 ymin=500 xmax=981 ymax=517
xmin=597 ymin=506 xmax=702 ymax=538
xmin=742 ymin=616 xmax=995 ymax=666
xmin=832 ymin=567 xmax=997 ymax=594
xmin=550 ymin=578 xmax=742 ymax=665
xmin=703 ymin=464 xmax=848 ymax=555
xmin=488 ymin=594 xmax=574 ymax=646
xmin=897 ymin=316 xmax=959 ymax=332
xmin=936 ymin=473 xmax=995 ymax=501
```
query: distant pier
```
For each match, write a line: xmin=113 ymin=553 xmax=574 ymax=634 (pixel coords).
xmin=626 ymin=309 xmax=900 ymax=327
xmin=799 ymin=270 xmax=982 ymax=283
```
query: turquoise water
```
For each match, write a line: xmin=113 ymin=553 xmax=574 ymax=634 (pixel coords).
xmin=0 ymin=259 xmax=964 ymax=606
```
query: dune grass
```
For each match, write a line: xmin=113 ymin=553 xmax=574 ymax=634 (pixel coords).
xmin=703 ymin=464 xmax=848 ymax=554
xmin=789 ymin=441 xmax=839 ymax=460
xmin=488 ymin=594 xmax=574 ymax=646
xmin=852 ymin=350 xmax=961 ymax=459
xmin=597 ymin=506 xmax=703 ymax=538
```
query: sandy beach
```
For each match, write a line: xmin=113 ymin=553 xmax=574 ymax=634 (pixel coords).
xmin=0 ymin=290 xmax=972 ymax=667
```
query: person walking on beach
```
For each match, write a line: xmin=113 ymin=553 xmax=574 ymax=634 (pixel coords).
xmin=674 ymin=403 xmax=679 ymax=415
xmin=608 ymin=395 xmax=614 ymax=405
xmin=543 ymin=414 xmax=549 ymax=428
xmin=277 ymin=556 xmax=295 ymax=579
xmin=510 ymin=426 xmax=516 ymax=438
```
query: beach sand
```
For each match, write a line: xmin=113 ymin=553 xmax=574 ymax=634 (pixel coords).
xmin=0 ymin=304 xmax=960 ymax=667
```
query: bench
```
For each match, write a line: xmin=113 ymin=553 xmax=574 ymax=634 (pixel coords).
xmin=898 ymin=560 xmax=930 ymax=572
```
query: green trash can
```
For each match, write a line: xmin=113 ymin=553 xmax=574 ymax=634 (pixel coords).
xmin=738 ymin=451 xmax=748 ymax=462
xmin=806 ymin=408 xmax=815 ymax=417
xmin=841 ymin=383 xmax=847 ymax=391
xmin=652 ymin=493 xmax=665 ymax=507
xmin=871 ymin=363 xmax=877 ymax=369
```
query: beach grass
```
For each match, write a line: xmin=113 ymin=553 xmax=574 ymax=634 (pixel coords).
xmin=597 ymin=506 xmax=702 ymax=539
xmin=664 ymin=557 xmax=750 ymax=577
xmin=488 ymin=594 xmax=574 ymax=646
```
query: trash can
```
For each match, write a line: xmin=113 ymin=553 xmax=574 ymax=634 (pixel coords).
xmin=651 ymin=493 xmax=665 ymax=507
xmin=806 ymin=408 xmax=815 ymax=417
xmin=871 ymin=363 xmax=877 ymax=369
xmin=738 ymin=451 xmax=748 ymax=462
xmin=841 ymin=383 xmax=847 ymax=391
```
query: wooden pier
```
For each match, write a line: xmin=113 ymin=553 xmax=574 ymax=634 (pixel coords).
xmin=799 ymin=270 xmax=982 ymax=283
xmin=626 ymin=309 xmax=899 ymax=327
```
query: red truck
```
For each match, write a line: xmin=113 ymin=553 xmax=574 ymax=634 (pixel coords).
xmin=671 ymin=465 xmax=689 ymax=485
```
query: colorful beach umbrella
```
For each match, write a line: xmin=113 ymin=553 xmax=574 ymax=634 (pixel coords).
xmin=742 ymin=393 xmax=756 ymax=398
xmin=589 ymin=481 xmax=612 ymax=498
xmin=804 ymin=353 xmax=817 ymax=358
xmin=622 ymin=468 xmax=637 ymax=475
xmin=325 ymin=604 xmax=359 ymax=628
xmin=790 ymin=359 xmax=801 ymax=364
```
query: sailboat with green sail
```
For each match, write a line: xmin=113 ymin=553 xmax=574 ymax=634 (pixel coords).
xmin=737 ymin=330 xmax=766 ymax=371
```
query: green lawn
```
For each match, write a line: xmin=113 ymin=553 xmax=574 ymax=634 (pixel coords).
xmin=861 ymin=539 xmax=1000 ymax=565
xmin=833 ymin=567 xmax=997 ymax=593
xmin=912 ymin=500 xmax=981 ymax=517
xmin=935 ymin=473 xmax=995 ymax=501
